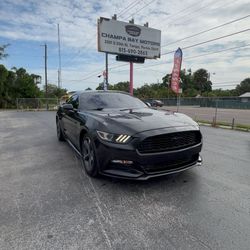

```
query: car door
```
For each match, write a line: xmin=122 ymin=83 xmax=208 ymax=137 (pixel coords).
xmin=63 ymin=94 xmax=79 ymax=146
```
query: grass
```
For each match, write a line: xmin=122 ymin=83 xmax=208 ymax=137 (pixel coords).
xmin=196 ymin=119 xmax=250 ymax=132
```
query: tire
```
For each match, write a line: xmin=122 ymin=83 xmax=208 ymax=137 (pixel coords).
xmin=56 ymin=118 xmax=65 ymax=141
xmin=81 ymin=134 xmax=99 ymax=177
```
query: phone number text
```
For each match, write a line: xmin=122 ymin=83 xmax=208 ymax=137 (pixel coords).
xmin=118 ymin=47 xmax=148 ymax=56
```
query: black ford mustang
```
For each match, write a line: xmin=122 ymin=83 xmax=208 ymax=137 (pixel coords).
xmin=56 ymin=91 xmax=202 ymax=180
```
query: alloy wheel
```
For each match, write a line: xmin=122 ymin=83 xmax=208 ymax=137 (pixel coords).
xmin=82 ymin=137 xmax=95 ymax=172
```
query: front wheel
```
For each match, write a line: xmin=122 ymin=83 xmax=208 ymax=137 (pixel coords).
xmin=81 ymin=134 xmax=99 ymax=177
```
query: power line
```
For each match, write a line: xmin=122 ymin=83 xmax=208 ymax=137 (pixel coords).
xmin=150 ymin=1 xmax=205 ymax=27
xmin=122 ymin=0 xmax=156 ymax=19
xmin=184 ymin=43 xmax=250 ymax=60
xmin=102 ymin=2 xmax=242 ymax=71
xmin=62 ymin=34 xmax=98 ymax=67
xmin=109 ymin=20 xmax=249 ymax=76
xmin=162 ymin=14 xmax=250 ymax=48
xmin=62 ymin=1 xmax=141 ymax=68
xmin=162 ymin=28 xmax=250 ymax=56
xmin=75 ymin=18 xmax=250 ymax=77
xmin=154 ymin=0 xmax=220 ymax=31
xmin=213 ymin=84 xmax=238 ymax=87
xmin=75 ymin=30 xmax=250 ymax=81
xmin=172 ymin=0 xmax=235 ymax=28
xmin=62 ymin=3 xmax=241 ymax=78
xmin=168 ymin=0 xmax=237 ymax=29
xmin=61 ymin=7 xmax=250 ymax=82
xmin=118 ymin=0 xmax=141 ymax=17
xmin=109 ymin=42 xmax=250 ymax=73
xmin=213 ymin=83 xmax=238 ymax=86
xmin=63 ymin=63 xmax=129 ymax=83
xmin=165 ymin=0 xmax=220 ymax=28
xmin=213 ymin=81 xmax=239 ymax=84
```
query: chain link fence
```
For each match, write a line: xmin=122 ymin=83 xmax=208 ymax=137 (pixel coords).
xmin=1 ymin=96 xmax=249 ymax=130
xmin=16 ymin=98 xmax=59 ymax=111
xmin=147 ymin=96 xmax=250 ymax=109
xmin=152 ymin=97 xmax=250 ymax=130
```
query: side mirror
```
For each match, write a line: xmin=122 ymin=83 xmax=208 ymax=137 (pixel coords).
xmin=62 ymin=103 xmax=74 ymax=110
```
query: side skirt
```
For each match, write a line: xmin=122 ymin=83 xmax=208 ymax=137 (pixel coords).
xmin=65 ymin=138 xmax=82 ymax=158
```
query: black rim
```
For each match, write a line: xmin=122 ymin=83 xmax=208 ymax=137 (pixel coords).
xmin=82 ymin=137 xmax=95 ymax=172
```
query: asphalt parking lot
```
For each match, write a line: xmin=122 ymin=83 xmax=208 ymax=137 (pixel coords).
xmin=0 ymin=111 xmax=250 ymax=250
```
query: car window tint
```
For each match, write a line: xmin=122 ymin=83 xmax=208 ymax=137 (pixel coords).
xmin=67 ymin=94 xmax=79 ymax=109
xmin=80 ymin=92 xmax=146 ymax=110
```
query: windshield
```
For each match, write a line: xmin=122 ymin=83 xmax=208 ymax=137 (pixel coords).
xmin=80 ymin=92 xmax=147 ymax=110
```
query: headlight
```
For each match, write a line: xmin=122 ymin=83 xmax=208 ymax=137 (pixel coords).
xmin=115 ymin=134 xmax=131 ymax=143
xmin=97 ymin=131 xmax=131 ymax=143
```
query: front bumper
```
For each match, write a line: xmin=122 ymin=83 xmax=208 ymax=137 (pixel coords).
xmin=102 ymin=155 xmax=202 ymax=180
xmin=94 ymin=132 xmax=203 ymax=180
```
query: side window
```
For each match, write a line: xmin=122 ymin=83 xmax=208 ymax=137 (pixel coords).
xmin=66 ymin=96 xmax=73 ymax=104
xmin=67 ymin=94 xmax=79 ymax=109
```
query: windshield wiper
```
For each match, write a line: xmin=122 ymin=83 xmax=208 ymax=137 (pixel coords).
xmin=120 ymin=108 xmax=134 ymax=111
xmin=90 ymin=107 xmax=104 ymax=111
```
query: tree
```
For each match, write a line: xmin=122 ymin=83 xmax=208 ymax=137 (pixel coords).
xmin=112 ymin=81 xmax=130 ymax=92
xmin=12 ymin=68 xmax=41 ymax=98
xmin=0 ymin=65 xmax=43 ymax=108
xmin=193 ymin=68 xmax=212 ymax=95
xmin=180 ymin=69 xmax=194 ymax=93
xmin=162 ymin=69 xmax=195 ymax=97
xmin=0 ymin=65 xmax=9 ymax=108
xmin=162 ymin=73 xmax=171 ymax=88
xmin=0 ymin=44 xmax=9 ymax=60
xmin=42 ymin=83 xmax=67 ymax=98
xmin=96 ymin=81 xmax=130 ymax=92
xmin=235 ymin=78 xmax=250 ymax=96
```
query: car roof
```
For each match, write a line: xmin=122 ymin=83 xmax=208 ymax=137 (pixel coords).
xmin=74 ymin=90 xmax=131 ymax=96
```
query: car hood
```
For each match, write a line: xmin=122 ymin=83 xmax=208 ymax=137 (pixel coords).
xmin=85 ymin=108 xmax=199 ymax=135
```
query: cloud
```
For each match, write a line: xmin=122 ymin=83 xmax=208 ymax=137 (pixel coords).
xmin=0 ymin=0 xmax=249 ymax=91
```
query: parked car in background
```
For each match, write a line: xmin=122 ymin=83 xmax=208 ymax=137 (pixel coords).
xmin=56 ymin=91 xmax=202 ymax=180
xmin=151 ymin=99 xmax=164 ymax=107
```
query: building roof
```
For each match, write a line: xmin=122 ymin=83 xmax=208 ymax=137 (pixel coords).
xmin=239 ymin=92 xmax=250 ymax=98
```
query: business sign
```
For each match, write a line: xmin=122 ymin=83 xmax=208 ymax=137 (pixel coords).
xmin=171 ymin=48 xmax=183 ymax=94
xmin=97 ymin=17 xmax=161 ymax=59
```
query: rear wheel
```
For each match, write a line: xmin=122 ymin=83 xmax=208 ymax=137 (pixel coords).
xmin=56 ymin=119 xmax=65 ymax=141
xmin=81 ymin=134 xmax=98 ymax=177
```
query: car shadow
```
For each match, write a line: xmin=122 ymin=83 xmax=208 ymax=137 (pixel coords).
xmin=92 ymin=167 xmax=202 ymax=195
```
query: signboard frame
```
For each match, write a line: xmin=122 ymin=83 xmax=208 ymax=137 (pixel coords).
xmin=97 ymin=17 xmax=161 ymax=59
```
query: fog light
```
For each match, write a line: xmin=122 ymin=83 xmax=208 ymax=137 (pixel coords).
xmin=111 ymin=160 xmax=133 ymax=165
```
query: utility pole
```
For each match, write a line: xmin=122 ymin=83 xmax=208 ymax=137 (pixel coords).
xmin=41 ymin=44 xmax=48 ymax=110
xmin=57 ymin=23 xmax=62 ymax=88
xmin=45 ymin=44 xmax=48 ymax=110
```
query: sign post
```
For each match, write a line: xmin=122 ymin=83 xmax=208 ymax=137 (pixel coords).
xmin=130 ymin=62 xmax=133 ymax=95
xmin=105 ymin=53 xmax=108 ymax=89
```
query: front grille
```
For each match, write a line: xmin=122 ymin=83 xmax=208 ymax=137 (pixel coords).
xmin=143 ymin=154 xmax=199 ymax=174
xmin=137 ymin=131 xmax=201 ymax=154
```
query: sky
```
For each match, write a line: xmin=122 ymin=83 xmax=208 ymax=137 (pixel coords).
xmin=0 ymin=0 xmax=250 ymax=91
